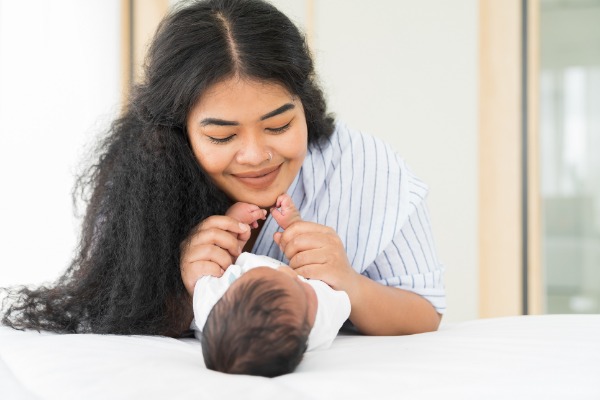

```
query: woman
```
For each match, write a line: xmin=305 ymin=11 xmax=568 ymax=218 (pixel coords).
xmin=2 ymin=0 xmax=444 ymax=337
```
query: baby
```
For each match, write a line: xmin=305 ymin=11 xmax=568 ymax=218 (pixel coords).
xmin=192 ymin=194 xmax=351 ymax=377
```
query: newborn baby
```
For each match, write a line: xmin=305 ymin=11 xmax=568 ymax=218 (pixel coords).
xmin=193 ymin=194 xmax=351 ymax=377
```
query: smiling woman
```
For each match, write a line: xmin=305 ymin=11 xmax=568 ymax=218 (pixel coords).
xmin=2 ymin=0 xmax=445 ymax=351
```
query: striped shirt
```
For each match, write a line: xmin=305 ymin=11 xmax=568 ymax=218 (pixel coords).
xmin=251 ymin=122 xmax=446 ymax=314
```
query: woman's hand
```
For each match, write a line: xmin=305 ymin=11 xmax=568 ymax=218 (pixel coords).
xmin=180 ymin=216 xmax=249 ymax=296
xmin=273 ymin=220 xmax=360 ymax=295
xmin=272 ymin=195 xmax=440 ymax=335
xmin=274 ymin=220 xmax=441 ymax=335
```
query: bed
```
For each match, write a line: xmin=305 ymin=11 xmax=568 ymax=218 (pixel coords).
xmin=1 ymin=314 xmax=599 ymax=399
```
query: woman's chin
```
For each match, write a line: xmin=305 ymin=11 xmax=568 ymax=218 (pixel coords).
xmin=251 ymin=196 xmax=279 ymax=210
xmin=229 ymin=192 xmax=278 ymax=210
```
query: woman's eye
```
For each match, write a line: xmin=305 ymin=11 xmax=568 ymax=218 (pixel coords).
xmin=207 ymin=135 xmax=235 ymax=144
xmin=266 ymin=121 xmax=291 ymax=134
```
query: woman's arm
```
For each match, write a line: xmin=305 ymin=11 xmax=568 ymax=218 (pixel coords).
xmin=273 ymin=219 xmax=442 ymax=335
xmin=345 ymin=274 xmax=441 ymax=335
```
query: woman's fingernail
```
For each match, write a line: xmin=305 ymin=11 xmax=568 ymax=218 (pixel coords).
xmin=239 ymin=223 xmax=248 ymax=232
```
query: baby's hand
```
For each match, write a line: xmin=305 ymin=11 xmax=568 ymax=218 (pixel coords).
xmin=271 ymin=193 xmax=302 ymax=230
xmin=226 ymin=202 xmax=267 ymax=229
xmin=225 ymin=202 xmax=267 ymax=251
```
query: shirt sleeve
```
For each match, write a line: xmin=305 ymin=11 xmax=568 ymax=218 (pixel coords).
xmin=361 ymin=199 xmax=446 ymax=314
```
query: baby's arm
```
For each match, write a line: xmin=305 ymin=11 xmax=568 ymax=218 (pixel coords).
xmin=270 ymin=193 xmax=301 ymax=229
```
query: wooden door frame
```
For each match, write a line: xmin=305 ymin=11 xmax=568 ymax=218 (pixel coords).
xmin=478 ymin=0 xmax=541 ymax=317
xmin=120 ymin=0 xmax=170 ymax=104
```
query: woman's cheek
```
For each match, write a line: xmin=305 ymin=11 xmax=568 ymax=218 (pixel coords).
xmin=196 ymin=149 xmax=231 ymax=175
xmin=279 ymin=130 xmax=307 ymax=158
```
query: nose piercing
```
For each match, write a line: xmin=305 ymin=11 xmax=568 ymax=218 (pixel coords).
xmin=266 ymin=151 xmax=273 ymax=162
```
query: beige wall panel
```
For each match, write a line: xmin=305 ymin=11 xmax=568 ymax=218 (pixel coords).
xmin=132 ymin=0 xmax=170 ymax=83
xmin=479 ymin=0 xmax=523 ymax=318
xmin=121 ymin=0 xmax=170 ymax=100
xmin=527 ymin=0 xmax=543 ymax=315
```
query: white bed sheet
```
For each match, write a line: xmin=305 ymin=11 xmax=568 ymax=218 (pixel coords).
xmin=1 ymin=315 xmax=599 ymax=400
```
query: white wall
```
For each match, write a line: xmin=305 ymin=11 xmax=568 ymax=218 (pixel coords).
xmin=274 ymin=0 xmax=479 ymax=322
xmin=0 ymin=0 xmax=121 ymax=286
xmin=0 ymin=1 xmax=479 ymax=323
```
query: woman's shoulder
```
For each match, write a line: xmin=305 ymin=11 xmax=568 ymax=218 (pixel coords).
xmin=312 ymin=121 xmax=408 ymax=174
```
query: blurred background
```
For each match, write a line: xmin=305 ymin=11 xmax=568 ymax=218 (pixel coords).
xmin=0 ymin=0 xmax=598 ymax=323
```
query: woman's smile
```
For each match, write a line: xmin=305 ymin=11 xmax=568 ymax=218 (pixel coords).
xmin=232 ymin=164 xmax=282 ymax=189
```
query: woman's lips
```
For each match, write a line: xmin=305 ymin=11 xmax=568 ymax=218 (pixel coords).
xmin=232 ymin=164 xmax=281 ymax=189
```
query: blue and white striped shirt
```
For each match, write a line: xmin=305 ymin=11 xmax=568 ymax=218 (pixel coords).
xmin=251 ymin=122 xmax=446 ymax=314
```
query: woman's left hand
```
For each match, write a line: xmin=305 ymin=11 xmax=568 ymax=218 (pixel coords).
xmin=275 ymin=218 xmax=442 ymax=336
xmin=273 ymin=222 xmax=360 ymax=293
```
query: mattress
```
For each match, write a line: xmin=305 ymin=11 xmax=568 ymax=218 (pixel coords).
xmin=1 ymin=315 xmax=599 ymax=399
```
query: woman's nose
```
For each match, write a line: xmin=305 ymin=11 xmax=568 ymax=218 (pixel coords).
xmin=235 ymin=134 xmax=269 ymax=165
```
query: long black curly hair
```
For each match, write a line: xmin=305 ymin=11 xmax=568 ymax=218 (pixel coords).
xmin=1 ymin=0 xmax=334 ymax=337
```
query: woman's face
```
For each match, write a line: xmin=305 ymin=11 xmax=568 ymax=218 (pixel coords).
xmin=186 ymin=77 xmax=308 ymax=208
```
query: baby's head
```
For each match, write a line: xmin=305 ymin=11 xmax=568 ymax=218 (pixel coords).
xmin=201 ymin=266 xmax=317 ymax=377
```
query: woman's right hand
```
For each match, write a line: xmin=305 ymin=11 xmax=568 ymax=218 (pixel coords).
xmin=179 ymin=216 xmax=250 ymax=296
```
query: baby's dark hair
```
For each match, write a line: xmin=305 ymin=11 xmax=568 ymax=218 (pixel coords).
xmin=201 ymin=276 xmax=310 ymax=377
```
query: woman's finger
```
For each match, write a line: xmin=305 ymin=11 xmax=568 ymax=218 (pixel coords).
xmin=280 ymin=232 xmax=331 ymax=262
xmin=281 ymin=230 xmax=342 ymax=262
xmin=276 ymin=221 xmax=332 ymax=250
xmin=181 ymin=260 xmax=225 ymax=295
xmin=293 ymin=263 xmax=324 ymax=281
xmin=287 ymin=247 xmax=329 ymax=270
xmin=195 ymin=215 xmax=250 ymax=237
xmin=182 ymin=243 xmax=234 ymax=269
xmin=188 ymin=260 xmax=225 ymax=277
xmin=187 ymin=227 xmax=244 ymax=256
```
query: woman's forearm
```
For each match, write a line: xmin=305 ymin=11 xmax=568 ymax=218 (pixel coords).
xmin=346 ymin=274 xmax=441 ymax=336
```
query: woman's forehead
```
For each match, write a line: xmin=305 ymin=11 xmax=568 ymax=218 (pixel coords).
xmin=198 ymin=77 xmax=295 ymax=109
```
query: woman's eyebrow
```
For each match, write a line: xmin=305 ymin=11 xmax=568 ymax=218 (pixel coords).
xmin=199 ymin=103 xmax=296 ymax=127
xmin=200 ymin=118 xmax=238 ymax=127
xmin=259 ymin=103 xmax=295 ymax=120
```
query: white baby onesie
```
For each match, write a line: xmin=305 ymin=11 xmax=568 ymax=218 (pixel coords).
xmin=192 ymin=252 xmax=351 ymax=351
